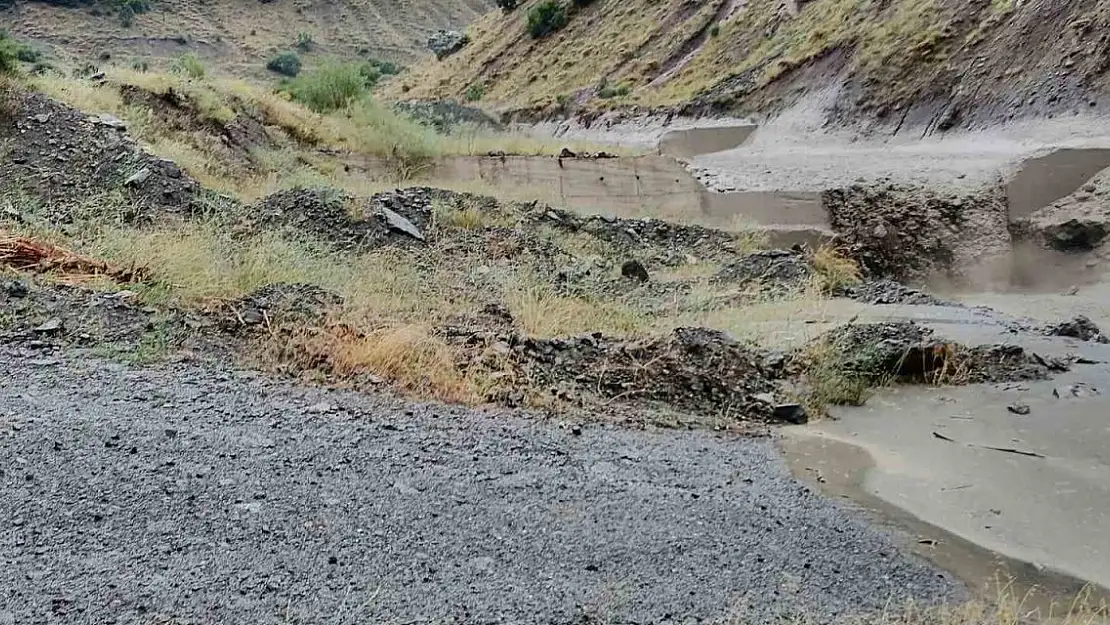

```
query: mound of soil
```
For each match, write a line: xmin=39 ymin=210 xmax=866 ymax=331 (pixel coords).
xmin=712 ymin=249 xmax=812 ymax=291
xmin=481 ymin=327 xmax=784 ymax=422
xmin=823 ymin=184 xmax=1009 ymax=283
xmin=835 ymin=279 xmax=954 ymax=306
xmin=0 ymin=278 xmax=217 ymax=356
xmin=819 ymin=322 xmax=1059 ymax=384
xmin=1017 ymin=169 xmax=1110 ymax=252
xmin=223 ymin=283 xmax=344 ymax=332
xmin=1044 ymin=315 xmax=1110 ymax=343
xmin=0 ymin=90 xmax=199 ymax=222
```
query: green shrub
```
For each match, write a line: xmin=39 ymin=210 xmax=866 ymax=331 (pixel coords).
xmin=527 ymin=1 xmax=567 ymax=39
xmin=131 ymin=59 xmax=149 ymax=72
xmin=266 ymin=50 xmax=302 ymax=77
xmin=295 ymin=32 xmax=314 ymax=52
xmin=286 ymin=62 xmax=366 ymax=113
xmin=709 ymin=24 xmax=720 ymax=37
xmin=0 ymin=36 xmax=18 ymax=76
xmin=169 ymin=53 xmax=206 ymax=79
xmin=496 ymin=0 xmax=518 ymax=11
xmin=365 ymin=58 xmax=402 ymax=76
xmin=464 ymin=83 xmax=484 ymax=102
xmin=15 ymin=45 xmax=41 ymax=63
xmin=597 ymin=79 xmax=630 ymax=98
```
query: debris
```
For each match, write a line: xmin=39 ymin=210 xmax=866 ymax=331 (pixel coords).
xmin=931 ymin=431 xmax=1044 ymax=458
xmin=123 ymin=168 xmax=153 ymax=187
xmin=1044 ymin=315 xmax=1109 ymax=343
xmin=33 ymin=318 xmax=64 ymax=335
xmin=0 ymin=233 xmax=147 ymax=283
xmin=558 ymin=147 xmax=577 ymax=158
xmin=1006 ymin=402 xmax=1031 ymax=415
xmin=377 ymin=206 xmax=426 ymax=241
xmin=772 ymin=403 xmax=807 ymax=424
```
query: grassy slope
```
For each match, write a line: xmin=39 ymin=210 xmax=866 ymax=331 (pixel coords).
xmin=392 ymin=0 xmax=1110 ymax=125
xmin=3 ymin=0 xmax=491 ymax=71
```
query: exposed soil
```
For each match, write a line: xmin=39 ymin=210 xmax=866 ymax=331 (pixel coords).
xmin=0 ymin=90 xmax=200 ymax=222
xmin=823 ymin=183 xmax=1010 ymax=283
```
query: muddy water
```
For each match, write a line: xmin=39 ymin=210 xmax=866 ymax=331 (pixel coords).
xmin=781 ymin=433 xmax=1103 ymax=611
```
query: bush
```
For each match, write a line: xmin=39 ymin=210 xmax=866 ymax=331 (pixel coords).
xmin=267 ymin=50 xmax=302 ymax=77
xmin=527 ymin=1 xmax=567 ymax=39
xmin=15 ymin=45 xmax=41 ymax=63
xmin=286 ymin=62 xmax=366 ymax=113
xmin=571 ymin=0 xmax=594 ymax=7
xmin=496 ymin=0 xmax=518 ymax=11
xmin=295 ymin=32 xmax=314 ymax=52
xmin=709 ymin=24 xmax=720 ymax=37
xmin=169 ymin=53 xmax=206 ymax=79
xmin=464 ymin=83 xmax=484 ymax=102
xmin=364 ymin=58 xmax=402 ymax=76
xmin=597 ymin=80 xmax=630 ymax=98
xmin=0 ymin=34 xmax=18 ymax=76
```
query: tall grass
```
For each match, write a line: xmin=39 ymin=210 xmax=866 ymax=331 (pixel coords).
xmin=285 ymin=62 xmax=367 ymax=113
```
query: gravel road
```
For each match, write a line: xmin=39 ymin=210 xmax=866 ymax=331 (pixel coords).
xmin=0 ymin=347 xmax=963 ymax=624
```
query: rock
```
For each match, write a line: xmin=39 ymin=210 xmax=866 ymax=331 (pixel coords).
xmin=123 ymin=167 xmax=153 ymax=188
xmin=620 ymin=260 xmax=650 ymax=282
xmin=558 ymin=147 xmax=577 ymax=158
xmin=4 ymin=280 xmax=29 ymax=298
xmin=1042 ymin=219 xmax=1108 ymax=251
xmin=305 ymin=401 xmax=338 ymax=414
xmin=570 ymin=424 xmax=582 ymax=436
xmin=239 ymin=309 xmax=265 ymax=325
xmin=32 ymin=113 xmax=51 ymax=124
xmin=377 ymin=206 xmax=426 ymax=241
xmin=1044 ymin=315 xmax=1109 ymax=343
xmin=1007 ymin=402 xmax=1031 ymax=415
xmin=33 ymin=318 xmax=64 ymax=335
xmin=427 ymin=30 xmax=469 ymax=60
xmin=92 ymin=114 xmax=127 ymax=130
xmin=772 ymin=403 xmax=807 ymax=425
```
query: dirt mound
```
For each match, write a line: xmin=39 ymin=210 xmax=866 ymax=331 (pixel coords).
xmin=823 ymin=184 xmax=1009 ymax=283
xmin=223 ymin=284 xmax=344 ymax=332
xmin=0 ymin=277 xmax=215 ymax=358
xmin=712 ymin=249 xmax=812 ymax=291
xmin=0 ymin=90 xmax=199 ymax=223
xmin=835 ymin=280 xmax=954 ymax=306
xmin=1044 ymin=315 xmax=1110 ymax=343
xmin=818 ymin=322 xmax=1060 ymax=385
xmin=1016 ymin=168 xmax=1110 ymax=253
xmin=467 ymin=327 xmax=786 ymax=423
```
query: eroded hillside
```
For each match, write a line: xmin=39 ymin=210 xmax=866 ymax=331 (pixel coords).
xmin=394 ymin=0 xmax=1110 ymax=132
xmin=1 ymin=0 xmax=492 ymax=70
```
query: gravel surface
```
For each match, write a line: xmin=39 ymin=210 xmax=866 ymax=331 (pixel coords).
xmin=0 ymin=348 xmax=963 ymax=624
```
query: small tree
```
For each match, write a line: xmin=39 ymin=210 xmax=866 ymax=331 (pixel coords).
xmin=267 ymin=50 xmax=302 ymax=77
xmin=527 ymin=1 xmax=567 ymax=39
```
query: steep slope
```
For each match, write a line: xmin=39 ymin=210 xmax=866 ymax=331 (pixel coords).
xmin=1 ymin=0 xmax=492 ymax=70
xmin=393 ymin=0 xmax=1110 ymax=133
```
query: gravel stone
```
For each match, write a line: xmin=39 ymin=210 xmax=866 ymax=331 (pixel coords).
xmin=0 ymin=348 xmax=964 ymax=623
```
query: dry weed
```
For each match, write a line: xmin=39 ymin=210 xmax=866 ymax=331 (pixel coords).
xmin=811 ymin=245 xmax=862 ymax=293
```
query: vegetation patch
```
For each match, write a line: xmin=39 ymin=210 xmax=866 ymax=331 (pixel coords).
xmin=527 ymin=1 xmax=569 ymax=39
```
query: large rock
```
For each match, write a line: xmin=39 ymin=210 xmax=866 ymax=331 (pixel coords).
xmin=427 ymin=30 xmax=469 ymax=60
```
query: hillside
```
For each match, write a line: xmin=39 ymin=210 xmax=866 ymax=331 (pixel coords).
xmin=1 ymin=0 xmax=491 ymax=72
xmin=392 ymin=0 xmax=1110 ymax=132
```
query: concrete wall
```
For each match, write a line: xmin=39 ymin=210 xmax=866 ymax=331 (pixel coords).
xmin=657 ymin=126 xmax=759 ymax=159
xmin=1005 ymin=148 xmax=1110 ymax=219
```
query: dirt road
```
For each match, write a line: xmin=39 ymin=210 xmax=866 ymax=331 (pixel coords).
xmin=0 ymin=346 xmax=962 ymax=624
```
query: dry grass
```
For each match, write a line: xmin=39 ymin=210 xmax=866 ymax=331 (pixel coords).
xmin=30 ymin=67 xmax=629 ymax=203
xmin=811 ymin=245 xmax=863 ymax=293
